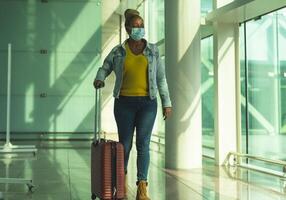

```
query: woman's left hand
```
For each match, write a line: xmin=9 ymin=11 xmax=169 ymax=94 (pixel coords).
xmin=163 ymin=107 xmax=172 ymax=120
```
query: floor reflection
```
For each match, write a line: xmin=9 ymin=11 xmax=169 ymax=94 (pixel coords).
xmin=0 ymin=140 xmax=286 ymax=200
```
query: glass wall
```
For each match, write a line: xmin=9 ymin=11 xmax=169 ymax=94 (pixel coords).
xmin=144 ymin=0 xmax=215 ymax=155
xmin=278 ymin=9 xmax=286 ymax=136
xmin=147 ymin=0 xmax=164 ymax=44
xmin=201 ymin=0 xmax=213 ymax=15
xmin=240 ymin=8 xmax=286 ymax=161
xmin=142 ymin=0 xmax=165 ymax=144
xmin=0 ymin=1 xmax=101 ymax=133
xmin=201 ymin=36 xmax=215 ymax=157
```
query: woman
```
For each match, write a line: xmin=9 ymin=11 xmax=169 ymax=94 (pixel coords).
xmin=93 ymin=9 xmax=172 ymax=200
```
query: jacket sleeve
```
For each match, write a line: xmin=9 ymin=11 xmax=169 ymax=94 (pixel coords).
xmin=155 ymin=45 xmax=172 ymax=108
xmin=95 ymin=50 xmax=114 ymax=81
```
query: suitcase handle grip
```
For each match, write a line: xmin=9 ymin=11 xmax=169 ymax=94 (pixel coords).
xmin=94 ymin=88 xmax=101 ymax=142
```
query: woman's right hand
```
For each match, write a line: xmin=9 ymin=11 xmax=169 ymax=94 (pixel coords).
xmin=93 ymin=80 xmax=105 ymax=89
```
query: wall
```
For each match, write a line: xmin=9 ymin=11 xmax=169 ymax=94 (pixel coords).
xmin=0 ymin=0 xmax=102 ymax=133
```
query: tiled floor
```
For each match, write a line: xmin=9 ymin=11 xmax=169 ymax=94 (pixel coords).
xmin=0 ymin=140 xmax=286 ymax=200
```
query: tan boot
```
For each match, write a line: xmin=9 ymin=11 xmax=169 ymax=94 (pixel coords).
xmin=136 ymin=181 xmax=151 ymax=200
xmin=124 ymin=174 xmax=128 ymax=199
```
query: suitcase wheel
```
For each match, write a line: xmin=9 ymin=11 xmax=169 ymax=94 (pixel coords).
xmin=91 ymin=193 xmax=97 ymax=200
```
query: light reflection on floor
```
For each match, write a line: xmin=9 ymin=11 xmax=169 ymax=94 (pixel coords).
xmin=0 ymin=140 xmax=285 ymax=200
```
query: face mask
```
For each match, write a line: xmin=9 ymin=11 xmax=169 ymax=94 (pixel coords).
xmin=130 ymin=28 xmax=145 ymax=41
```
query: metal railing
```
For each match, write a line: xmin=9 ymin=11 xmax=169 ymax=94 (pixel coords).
xmin=225 ymin=152 xmax=286 ymax=179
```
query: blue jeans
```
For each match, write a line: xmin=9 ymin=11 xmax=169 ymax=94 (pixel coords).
xmin=114 ymin=96 xmax=157 ymax=181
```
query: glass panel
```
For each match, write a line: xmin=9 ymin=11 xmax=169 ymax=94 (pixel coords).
xmin=201 ymin=0 xmax=213 ymax=16
xmin=145 ymin=0 xmax=165 ymax=141
xmin=245 ymin=12 xmax=280 ymax=158
xmin=147 ymin=0 xmax=164 ymax=44
xmin=137 ymin=3 xmax=145 ymax=18
xmin=201 ymin=36 xmax=214 ymax=157
xmin=278 ymin=8 xmax=286 ymax=138
xmin=241 ymin=7 xmax=286 ymax=167
xmin=0 ymin=1 xmax=101 ymax=132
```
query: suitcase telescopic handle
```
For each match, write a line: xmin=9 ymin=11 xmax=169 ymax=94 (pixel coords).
xmin=94 ymin=88 xmax=101 ymax=142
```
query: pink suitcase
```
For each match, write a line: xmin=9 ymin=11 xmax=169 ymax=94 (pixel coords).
xmin=91 ymin=89 xmax=125 ymax=200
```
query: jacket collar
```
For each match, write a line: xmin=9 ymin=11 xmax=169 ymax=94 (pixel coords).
xmin=120 ymin=39 xmax=153 ymax=55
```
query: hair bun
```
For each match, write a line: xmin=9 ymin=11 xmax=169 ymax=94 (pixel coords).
xmin=124 ymin=9 xmax=140 ymax=20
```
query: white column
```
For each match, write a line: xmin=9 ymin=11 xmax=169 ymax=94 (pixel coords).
xmin=213 ymin=21 xmax=239 ymax=165
xmin=165 ymin=0 xmax=202 ymax=169
xmin=212 ymin=7 xmax=240 ymax=200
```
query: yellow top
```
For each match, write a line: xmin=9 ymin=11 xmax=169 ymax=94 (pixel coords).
xmin=120 ymin=43 xmax=148 ymax=96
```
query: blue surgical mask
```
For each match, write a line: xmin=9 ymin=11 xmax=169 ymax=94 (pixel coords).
xmin=130 ymin=28 xmax=145 ymax=41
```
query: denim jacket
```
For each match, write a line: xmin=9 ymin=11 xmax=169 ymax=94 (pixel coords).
xmin=95 ymin=39 xmax=172 ymax=108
